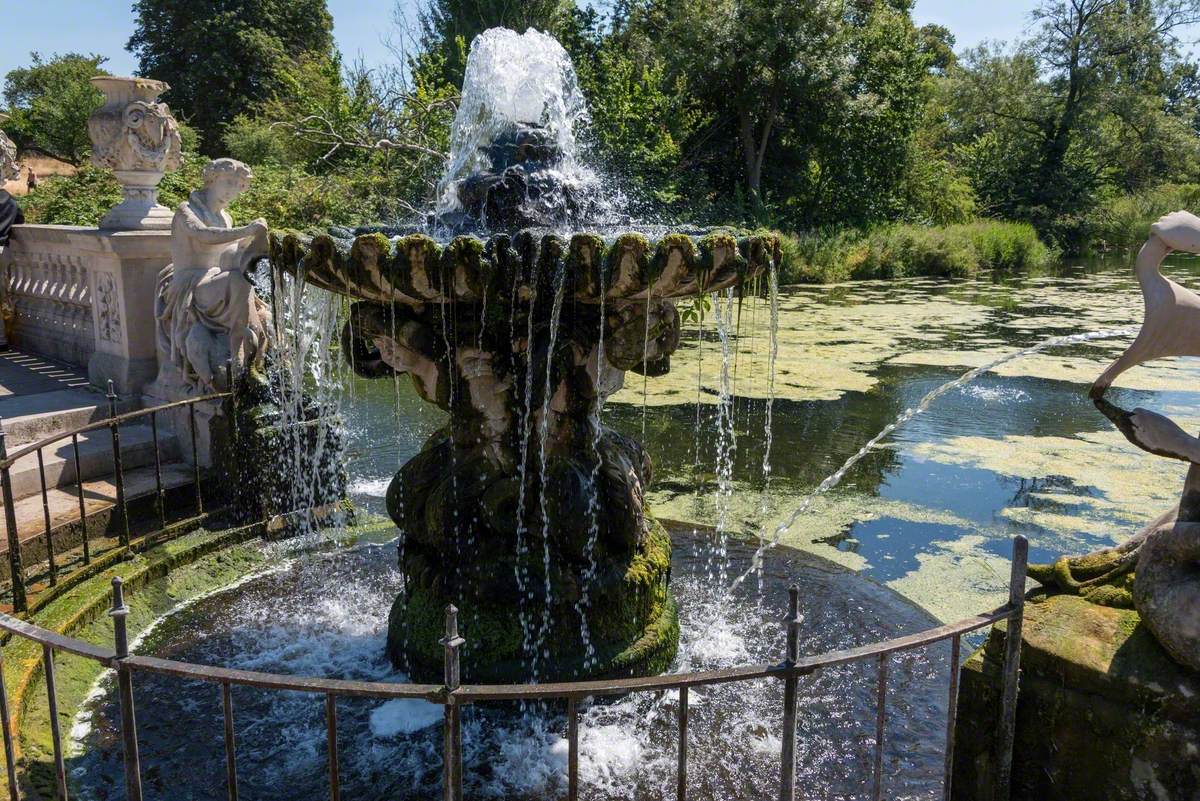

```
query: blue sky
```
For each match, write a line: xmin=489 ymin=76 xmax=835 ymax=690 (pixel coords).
xmin=0 ymin=1 xmax=1096 ymax=81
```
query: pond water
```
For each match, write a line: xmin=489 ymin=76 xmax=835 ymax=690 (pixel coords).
xmin=68 ymin=253 xmax=1200 ymax=799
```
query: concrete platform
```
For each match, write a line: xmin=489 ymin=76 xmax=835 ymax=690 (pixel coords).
xmin=0 ymin=350 xmax=90 ymax=397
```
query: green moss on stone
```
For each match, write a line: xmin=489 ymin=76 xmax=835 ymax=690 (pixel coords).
xmin=387 ymin=516 xmax=678 ymax=683
xmin=647 ymin=233 xmax=695 ymax=288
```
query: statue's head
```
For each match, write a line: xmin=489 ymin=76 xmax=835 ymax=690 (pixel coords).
xmin=202 ymin=158 xmax=253 ymax=207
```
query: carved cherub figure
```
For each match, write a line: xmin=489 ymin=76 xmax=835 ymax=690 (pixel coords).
xmin=1032 ymin=210 xmax=1200 ymax=672
xmin=155 ymin=159 xmax=272 ymax=392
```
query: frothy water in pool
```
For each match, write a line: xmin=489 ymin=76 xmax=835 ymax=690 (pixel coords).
xmin=69 ymin=533 xmax=950 ymax=801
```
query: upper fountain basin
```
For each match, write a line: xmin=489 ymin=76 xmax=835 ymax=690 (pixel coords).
xmin=268 ymin=229 xmax=780 ymax=307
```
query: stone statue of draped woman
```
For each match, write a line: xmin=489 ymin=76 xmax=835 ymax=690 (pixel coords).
xmin=154 ymin=158 xmax=272 ymax=394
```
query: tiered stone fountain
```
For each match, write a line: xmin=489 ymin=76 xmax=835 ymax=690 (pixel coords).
xmin=269 ymin=29 xmax=778 ymax=682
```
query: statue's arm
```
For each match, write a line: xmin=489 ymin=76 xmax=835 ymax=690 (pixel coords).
xmin=178 ymin=204 xmax=266 ymax=245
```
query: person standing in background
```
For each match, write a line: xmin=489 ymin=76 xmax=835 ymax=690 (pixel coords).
xmin=25 ymin=168 xmax=37 ymax=192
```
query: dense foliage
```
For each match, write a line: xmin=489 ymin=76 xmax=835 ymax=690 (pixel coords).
xmin=127 ymin=0 xmax=336 ymax=153
xmin=9 ymin=0 xmax=1200 ymax=279
xmin=2 ymin=53 xmax=107 ymax=166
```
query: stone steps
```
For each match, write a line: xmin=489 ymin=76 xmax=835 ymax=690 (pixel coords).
xmin=2 ymin=423 xmax=180 ymax=503
xmin=0 ymin=462 xmax=197 ymax=558
xmin=0 ymin=388 xmax=139 ymax=446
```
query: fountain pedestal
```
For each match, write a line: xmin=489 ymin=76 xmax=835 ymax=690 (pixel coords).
xmin=953 ymin=593 xmax=1200 ymax=801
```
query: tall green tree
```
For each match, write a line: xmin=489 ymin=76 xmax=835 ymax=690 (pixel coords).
xmin=2 ymin=53 xmax=108 ymax=166
xmin=944 ymin=0 xmax=1200 ymax=240
xmin=615 ymin=0 xmax=930 ymax=227
xmin=127 ymin=0 xmax=336 ymax=153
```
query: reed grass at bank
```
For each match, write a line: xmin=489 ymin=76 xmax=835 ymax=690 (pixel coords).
xmin=1081 ymin=183 xmax=1200 ymax=254
xmin=777 ymin=221 xmax=1056 ymax=284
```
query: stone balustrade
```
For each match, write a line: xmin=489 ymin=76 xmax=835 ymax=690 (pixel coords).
xmin=4 ymin=233 xmax=96 ymax=366
xmin=2 ymin=225 xmax=171 ymax=394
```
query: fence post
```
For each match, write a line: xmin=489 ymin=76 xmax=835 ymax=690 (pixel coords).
xmin=0 ymin=419 xmax=26 ymax=613
xmin=779 ymin=585 xmax=801 ymax=801
xmin=110 ymin=576 xmax=143 ymax=801
xmin=441 ymin=604 xmax=465 ymax=801
xmin=995 ymin=535 xmax=1028 ymax=801
xmin=107 ymin=381 xmax=130 ymax=548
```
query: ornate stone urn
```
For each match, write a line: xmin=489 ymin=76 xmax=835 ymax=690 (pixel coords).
xmin=87 ymin=77 xmax=183 ymax=231
xmin=271 ymin=228 xmax=778 ymax=682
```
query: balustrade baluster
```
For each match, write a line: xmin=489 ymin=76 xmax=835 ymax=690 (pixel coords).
xmin=110 ymin=577 xmax=143 ymax=801
xmin=149 ymin=412 xmax=165 ymax=530
xmin=189 ymin=404 xmax=203 ymax=514
xmin=0 ymin=649 xmax=20 ymax=800
xmin=106 ymin=382 xmax=129 ymax=547
xmin=441 ymin=605 xmax=465 ymax=801
xmin=567 ymin=697 xmax=579 ymax=801
xmin=872 ymin=653 xmax=888 ymax=801
xmin=325 ymin=693 xmax=340 ymax=801
xmin=677 ymin=685 xmax=689 ymax=801
xmin=0 ymin=419 xmax=27 ymax=612
xmin=996 ymin=535 xmax=1028 ymax=801
xmin=72 ymin=434 xmax=88 ymax=565
xmin=221 ymin=682 xmax=238 ymax=801
xmin=779 ymin=586 xmax=801 ymax=801
xmin=943 ymin=634 xmax=962 ymax=801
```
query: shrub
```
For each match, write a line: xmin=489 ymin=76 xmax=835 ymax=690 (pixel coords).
xmin=1083 ymin=183 xmax=1200 ymax=253
xmin=15 ymin=165 xmax=121 ymax=226
xmin=18 ymin=153 xmax=380 ymax=230
xmin=958 ymin=221 xmax=1054 ymax=271
xmin=776 ymin=220 xmax=1055 ymax=283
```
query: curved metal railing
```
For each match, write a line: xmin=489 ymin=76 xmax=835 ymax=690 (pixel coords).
xmin=0 ymin=536 xmax=1029 ymax=801
xmin=0 ymin=379 xmax=232 ymax=612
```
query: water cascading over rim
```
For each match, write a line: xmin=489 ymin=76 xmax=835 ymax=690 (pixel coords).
xmin=267 ymin=28 xmax=780 ymax=682
xmin=270 ymin=229 xmax=777 ymax=682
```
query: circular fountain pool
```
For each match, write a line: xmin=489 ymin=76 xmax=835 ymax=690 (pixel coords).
xmin=69 ymin=527 xmax=949 ymax=801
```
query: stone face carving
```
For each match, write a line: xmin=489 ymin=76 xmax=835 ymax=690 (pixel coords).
xmin=151 ymin=159 xmax=271 ymax=397
xmin=1031 ymin=210 xmax=1200 ymax=673
xmin=87 ymin=77 xmax=183 ymax=231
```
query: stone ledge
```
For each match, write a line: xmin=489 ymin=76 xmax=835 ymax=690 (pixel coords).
xmin=1 ymin=519 xmax=272 ymax=797
xmin=952 ymin=592 xmax=1200 ymax=801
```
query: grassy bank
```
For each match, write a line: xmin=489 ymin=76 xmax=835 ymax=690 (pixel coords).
xmin=777 ymin=221 xmax=1056 ymax=284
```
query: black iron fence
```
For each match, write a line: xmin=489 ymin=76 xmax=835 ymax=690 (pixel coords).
xmin=0 ymin=536 xmax=1029 ymax=801
xmin=0 ymin=379 xmax=232 ymax=613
